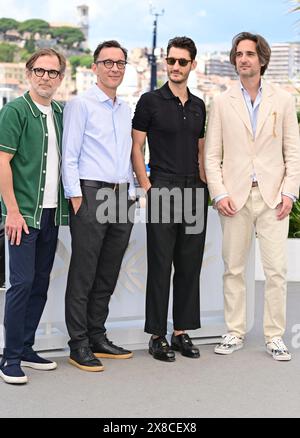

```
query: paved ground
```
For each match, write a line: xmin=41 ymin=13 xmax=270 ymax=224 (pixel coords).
xmin=0 ymin=282 xmax=300 ymax=418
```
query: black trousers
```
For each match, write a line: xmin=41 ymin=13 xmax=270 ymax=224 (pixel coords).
xmin=65 ymin=184 xmax=134 ymax=350
xmin=145 ymin=173 xmax=208 ymax=336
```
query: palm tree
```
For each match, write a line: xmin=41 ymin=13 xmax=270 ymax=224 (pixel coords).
xmin=290 ymin=0 xmax=300 ymax=12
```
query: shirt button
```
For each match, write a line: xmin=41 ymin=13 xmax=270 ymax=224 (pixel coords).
xmin=43 ymin=170 xmax=46 ymax=174
xmin=42 ymin=115 xmax=46 ymax=118
xmin=36 ymin=221 xmax=39 ymax=225
xmin=39 ymin=205 xmax=42 ymax=208
xmin=41 ymin=188 xmax=44 ymax=191
xmin=184 ymin=117 xmax=186 ymax=120
xmin=45 ymin=133 xmax=48 ymax=137
xmin=44 ymin=153 xmax=47 ymax=156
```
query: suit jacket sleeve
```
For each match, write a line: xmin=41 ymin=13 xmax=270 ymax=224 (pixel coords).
xmin=282 ymin=94 xmax=300 ymax=197
xmin=204 ymin=96 xmax=228 ymax=200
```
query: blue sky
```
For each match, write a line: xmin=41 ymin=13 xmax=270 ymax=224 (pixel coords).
xmin=1 ymin=0 xmax=300 ymax=52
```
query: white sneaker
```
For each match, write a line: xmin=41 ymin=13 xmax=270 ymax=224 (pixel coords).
xmin=214 ymin=333 xmax=244 ymax=355
xmin=266 ymin=337 xmax=291 ymax=361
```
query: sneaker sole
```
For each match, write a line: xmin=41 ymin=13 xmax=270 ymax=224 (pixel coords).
xmin=214 ymin=344 xmax=244 ymax=355
xmin=93 ymin=352 xmax=133 ymax=359
xmin=266 ymin=350 xmax=291 ymax=361
xmin=0 ymin=370 xmax=28 ymax=384
xmin=21 ymin=361 xmax=57 ymax=370
xmin=68 ymin=358 xmax=104 ymax=372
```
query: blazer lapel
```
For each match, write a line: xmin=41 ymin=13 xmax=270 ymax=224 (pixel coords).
xmin=255 ymin=84 xmax=274 ymax=139
xmin=229 ymin=84 xmax=253 ymax=135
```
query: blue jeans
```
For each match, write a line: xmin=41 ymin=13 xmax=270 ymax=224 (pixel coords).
xmin=2 ymin=209 xmax=58 ymax=364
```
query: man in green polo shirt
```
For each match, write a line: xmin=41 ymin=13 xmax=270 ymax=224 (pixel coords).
xmin=0 ymin=48 xmax=68 ymax=385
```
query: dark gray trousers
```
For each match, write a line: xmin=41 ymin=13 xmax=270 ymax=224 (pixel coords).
xmin=65 ymin=185 xmax=134 ymax=350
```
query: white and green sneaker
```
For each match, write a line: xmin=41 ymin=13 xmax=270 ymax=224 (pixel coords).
xmin=266 ymin=337 xmax=291 ymax=361
xmin=214 ymin=333 xmax=244 ymax=355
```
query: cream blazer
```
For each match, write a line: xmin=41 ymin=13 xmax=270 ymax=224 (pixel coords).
xmin=205 ymin=81 xmax=300 ymax=210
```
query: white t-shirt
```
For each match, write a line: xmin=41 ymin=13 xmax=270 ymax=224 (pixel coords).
xmin=34 ymin=102 xmax=59 ymax=208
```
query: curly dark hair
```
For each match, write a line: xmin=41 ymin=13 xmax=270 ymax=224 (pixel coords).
xmin=167 ymin=36 xmax=197 ymax=60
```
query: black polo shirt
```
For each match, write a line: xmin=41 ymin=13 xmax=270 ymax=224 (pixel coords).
xmin=132 ymin=82 xmax=206 ymax=175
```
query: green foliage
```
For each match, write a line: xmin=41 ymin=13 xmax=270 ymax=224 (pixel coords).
xmin=19 ymin=48 xmax=31 ymax=61
xmin=68 ymin=55 xmax=81 ymax=76
xmin=24 ymin=38 xmax=35 ymax=54
xmin=79 ymin=55 xmax=93 ymax=68
xmin=69 ymin=55 xmax=81 ymax=67
xmin=0 ymin=17 xmax=19 ymax=32
xmin=69 ymin=54 xmax=93 ymax=76
xmin=51 ymin=27 xmax=85 ymax=49
xmin=289 ymin=198 xmax=300 ymax=238
xmin=0 ymin=42 xmax=18 ymax=62
xmin=18 ymin=19 xmax=50 ymax=35
xmin=297 ymin=110 xmax=300 ymax=124
xmin=0 ymin=17 xmax=85 ymax=55
xmin=290 ymin=0 xmax=300 ymax=13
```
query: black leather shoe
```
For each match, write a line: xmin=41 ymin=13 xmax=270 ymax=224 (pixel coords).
xmin=149 ymin=336 xmax=176 ymax=362
xmin=171 ymin=333 xmax=200 ymax=358
xmin=69 ymin=347 xmax=104 ymax=372
xmin=91 ymin=336 xmax=133 ymax=359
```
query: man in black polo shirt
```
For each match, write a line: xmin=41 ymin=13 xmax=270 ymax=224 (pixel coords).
xmin=132 ymin=36 xmax=208 ymax=362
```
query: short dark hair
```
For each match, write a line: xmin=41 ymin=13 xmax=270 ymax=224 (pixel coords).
xmin=230 ymin=32 xmax=271 ymax=76
xmin=167 ymin=36 xmax=197 ymax=60
xmin=26 ymin=48 xmax=66 ymax=75
xmin=93 ymin=40 xmax=128 ymax=63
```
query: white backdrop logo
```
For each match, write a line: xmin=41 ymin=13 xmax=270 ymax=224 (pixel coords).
xmin=291 ymin=324 xmax=300 ymax=349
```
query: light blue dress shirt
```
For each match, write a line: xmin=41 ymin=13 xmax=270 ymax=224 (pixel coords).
xmin=241 ymin=81 xmax=262 ymax=139
xmin=62 ymin=84 xmax=135 ymax=198
xmin=241 ymin=82 xmax=262 ymax=182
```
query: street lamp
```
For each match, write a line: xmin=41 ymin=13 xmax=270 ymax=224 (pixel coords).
xmin=149 ymin=4 xmax=164 ymax=91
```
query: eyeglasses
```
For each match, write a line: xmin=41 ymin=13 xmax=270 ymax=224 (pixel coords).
xmin=31 ymin=68 xmax=61 ymax=79
xmin=95 ymin=59 xmax=127 ymax=70
xmin=166 ymin=57 xmax=192 ymax=67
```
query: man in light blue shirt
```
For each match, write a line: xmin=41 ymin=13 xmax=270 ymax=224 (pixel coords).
xmin=62 ymin=40 xmax=135 ymax=372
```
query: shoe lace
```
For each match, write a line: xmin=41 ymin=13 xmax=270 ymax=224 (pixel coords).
xmin=81 ymin=347 xmax=96 ymax=361
xmin=270 ymin=337 xmax=288 ymax=353
xmin=221 ymin=334 xmax=240 ymax=346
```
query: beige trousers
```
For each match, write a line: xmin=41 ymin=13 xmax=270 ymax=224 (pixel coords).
xmin=220 ymin=187 xmax=289 ymax=342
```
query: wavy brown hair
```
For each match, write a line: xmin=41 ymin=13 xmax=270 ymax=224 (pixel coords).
xmin=230 ymin=32 xmax=271 ymax=76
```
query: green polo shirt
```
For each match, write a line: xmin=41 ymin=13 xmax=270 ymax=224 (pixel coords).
xmin=0 ymin=91 xmax=68 ymax=228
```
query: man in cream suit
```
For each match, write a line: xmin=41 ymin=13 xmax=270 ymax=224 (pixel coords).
xmin=205 ymin=32 xmax=300 ymax=361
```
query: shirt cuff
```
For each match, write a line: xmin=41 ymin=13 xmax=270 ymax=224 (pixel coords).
xmin=214 ymin=193 xmax=229 ymax=204
xmin=282 ymin=192 xmax=297 ymax=202
xmin=64 ymin=187 xmax=82 ymax=199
